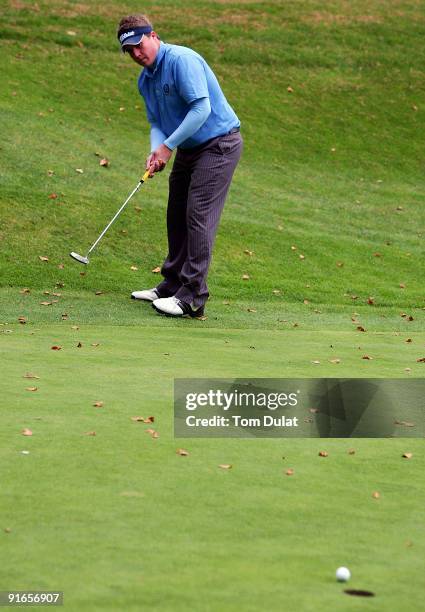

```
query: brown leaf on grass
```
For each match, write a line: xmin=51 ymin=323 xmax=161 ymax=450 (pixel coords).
xmin=95 ymin=291 xmax=104 ymax=296
xmin=151 ymin=266 xmax=161 ymax=273
xmin=318 ymin=451 xmax=329 ymax=457
xmin=219 ymin=464 xmax=232 ymax=470
xmin=285 ymin=468 xmax=294 ymax=476
xmin=247 ymin=308 xmax=257 ymax=313
xmin=47 ymin=169 xmax=54 ymax=176
xmin=272 ymin=289 xmax=281 ymax=295
xmin=84 ymin=431 xmax=96 ymax=436
xmin=52 ymin=292 xmax=62 ymax=297
xmin=309 ymin=408 xmax=319 ymax=414
xmin=336 ymin=261 xmax=344 ymax=267
xmin=145 ymin=428 xmax=159 ymax=438
xmin=287 ymin=86 xmax=294 ymax=93
xmin=362 ymin=355 xmax=373 ymax=360
xmin=367 ymin=297 xmax=375 ymax=305
xmin=312 ymin=360 xmax=320 ymax=365
xmin=144 ymin=416 xmax=155 ymax=423
xmin=23 ymin=373 xmax=39 ymax=379
xmin=405 ymin=338 xmax=412 ymax=343
xmin=291 ymin=245 xmax=297 ymax=251
xmin=25 ymin=387 xmax=38 ymax=392
xmin=61 ymin=313 xmax=68 ymax=320
xmin=357 ymin=326 xmax=366 ymax=332
xmin=373 ymin=252 xmax=381 ymax=257
xmin=71 ymin=325 xmax=79 ymax=330
xmin=40 ymin=301 xmax=53 ymax=306
xmin=416 ymin=357 xmax=425 ymax=363
xmin=176 ymin=448 xmax=190 ymax=456
xmin=244 ymin=249 xmax=253 ymax=256
xmin=75 ymin=168 xmax=84 ymax=174
xmin=91 ymin=343 xmax=100 ymax=347
xmin=51 ymin=345 xmax=61 ymax=350
xmin=77 ymin=342 xmax=82 ymax=348
xmin=242 ymin=274 xmax=250 ymax=280
xmin=93 ymin=401 xmax=104 ymax=408
xmin=4 ymin=528 xmax=11 ymax=533
xmin=21 ymin=428 xmax=33 ymax=436
xmin=18 ymin=316 xmax=27 ymax=324
xmin=48 ymin=193 xmax=58 ymax=199
xmin=348 ymin=449 xmax=356 ymax=455
xmin=152 ymin=431 xmax=159 ymax=439
xmin=130 ymin=265 xmax=138 ymax=271
xmin=38 ymin=256 xmax=49 ymax=262
xmin=99 ymin=158 xmax=109 ymax=167
xmin=57 ymin=264 xmax=64 ymax=269
xmin=299 ymin=254 xmax=305 ymax=260
xmin=329 ymin=359 xmax=340 ymax=364
xmin=131 ymin=416 xmax=144 ymax=422
xmin=399 ymin=283 xmax=406 ymax=289
xmin=394 ymin=420 xmax=415 ymax=427
xmin=20 ymin=288 xmax=31 ymax=294
xmin=372 ymin=491 xmax=380 ymax=499
xmin=402 ymin=452 xmax=413 ymax=459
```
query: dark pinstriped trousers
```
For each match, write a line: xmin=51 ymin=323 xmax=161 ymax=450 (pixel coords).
xmin=156 ymin=131 xmax=243 ymax=309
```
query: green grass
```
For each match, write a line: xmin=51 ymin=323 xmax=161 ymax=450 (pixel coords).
xmin=1 ymin=0 xmax=424 ymax=610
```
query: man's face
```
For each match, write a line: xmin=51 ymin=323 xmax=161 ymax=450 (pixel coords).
xmin=124 ymin=32 xmax=160 ymax=67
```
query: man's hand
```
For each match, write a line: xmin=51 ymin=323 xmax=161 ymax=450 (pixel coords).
xmin=146 ymin=144 xmax=173 ymax=175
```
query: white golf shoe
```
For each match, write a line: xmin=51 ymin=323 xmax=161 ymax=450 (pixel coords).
xmin=152 ymin=296 xmax=204 ymax=318
xmin=131 ymin=287 xmax=160 ymax=302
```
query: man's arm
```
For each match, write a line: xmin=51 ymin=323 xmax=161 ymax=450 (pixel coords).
xmin=147 ymin=97 xmax=211 ymax=173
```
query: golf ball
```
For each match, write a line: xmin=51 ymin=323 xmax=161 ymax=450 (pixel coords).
xmin=336 ymin=567 xmax=351 ymax=582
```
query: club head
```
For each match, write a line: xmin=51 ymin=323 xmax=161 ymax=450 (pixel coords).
xmin=70 ymin=251 xmax=89 ymax=265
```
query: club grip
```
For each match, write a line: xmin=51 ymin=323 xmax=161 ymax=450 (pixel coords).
xmin=141 ymin=169 xmax=151 ymax=183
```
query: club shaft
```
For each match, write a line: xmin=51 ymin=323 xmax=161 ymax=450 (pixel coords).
xmin=87 ymin=181 xmax=142 ymax=256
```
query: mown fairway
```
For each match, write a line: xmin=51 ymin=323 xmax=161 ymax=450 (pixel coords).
xmin=1 ymin=0 xmax=424 ymax=610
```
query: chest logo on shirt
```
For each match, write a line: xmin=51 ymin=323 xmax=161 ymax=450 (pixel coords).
xmin=163 ymin=84 xmax=170 ymax=95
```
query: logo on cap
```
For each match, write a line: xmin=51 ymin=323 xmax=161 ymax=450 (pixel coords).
xmin=119 ymin=30 xmax=135 ymax=43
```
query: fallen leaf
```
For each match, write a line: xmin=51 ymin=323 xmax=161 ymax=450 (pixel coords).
xmin=99 ymin=158 xmax=109 ymax=167
xmin=48 ymin=193 xmax=58 ymax=199
xmin=272 ymin=290 xmax=281 ymax=295
xmin=405 ymin=338 xmax=412 ymax=343
xmin=21 ymin=428 xmax=33 ymax=436
xmin=336 ymin=261 xmax=344 ymax=267
xmin=373 ymin=252 xmax=381 ymax=257
xmin=67 ymin=30 xmax=77 ymax=36
xmin=372 ymin=491 xmax=380 ymax=499
xmin=299 ymin=254 xmax=305 ymax=260
xmin=244 ymin=249 xmax=253 ymax=256
xmin=75 ymin=168 xmax=84 ymax=174
xmin=77 ymin=342 xmax=83 ymax=348
xmin=291 ymin=245 xmax=297 ymax=251
xmin=367 ymin=297 xmax=375 ymax=305
xmin=23 ymin=373 xmax=39 ymax=379
xmin=20 ymin=288 xmax=31 ymax=294
xmin=91 ymin=343 xmax=100 ymax=347
xmin=416 ymin=357 xmax=425 ymax=363
xmin=71 ymin=326 xmax=79 ymax=330
xmin=399 ymin=283 xmax=406 ymax=289
xmin=51 ymin=345 xmax=61 ymax=350
xmin=219 ymin=464 xmax=232 ymax=470
xmin=242 ymin=274 xmax=250 ymax=280
xmin=93 ymin=401 xmax=104 ymax=408
xmin=38 ymin=256 xmax=49 ymax=262
xmin=287 ymin=86 xmax=294 ymax=93
xmin=95 ymin=291 xmax=104 ymax=296
xmin=176 ymin=448 xmax=189 ymax=456
xmin=152 ymin=266 xmax=161 ymax=273
xmin=394 ymin=420 xmax=415 ymax=427
xmin=312 ymin=360 xmax=320 ymax=364
xmin=40 ymin=301 xmax=53 ymax=306
xmin=362 ymin=355 xmax=373 ymax=360
xmin=348 ymin=449 xmax=356 ymax=455
xmin=309 ymin=408 xmax=319 ymax=414
xmin=402 ymin=452 xmax=413 ymax=459
xmin=25 ymin=387 xmax=38 ymax=392
xmin=286 ymin=468 xmax=294 ymax=476
xmin=357 ymin=326 xmax=366 ymax=332
xmin=52 ymin=292 xmax=62 ymax=297
xmin=18 ymin=316 xmax=27 ymax=324
xmin=119 ymin=107 xmax=125 ymax=111
xmin=4 ymin=528 xmax=11 ymax=533
xmin=318 ymin=451 xmax=328 ymax=457
xmin=130 ymin=265 xmax=138 ymax=271
xmin=329 ymin=359 xmax=340 ymax=364
xmin=47 ymin=169 xmax=54 ymax=176
xmin=247 ymin=308 xmax=257 ymax=313
xmin=144 ymin=416 xmax=154 ymax=423
xmin=84 ymin=431 xmax=96 ymax=436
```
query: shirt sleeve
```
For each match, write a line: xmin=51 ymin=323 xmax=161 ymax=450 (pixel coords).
xmin=164 ymin=97 xmax=211 ymax=150
xmin=173 ymin=54 xmax=209 ymax=104
xmin=150 ymin=123 xmax=167 ymax=151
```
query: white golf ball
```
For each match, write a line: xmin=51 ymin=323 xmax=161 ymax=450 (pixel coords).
xmin=336 ymin=567 xmax=351 ymax=582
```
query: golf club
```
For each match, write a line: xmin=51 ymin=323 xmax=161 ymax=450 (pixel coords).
xmin=70 ymin=169 xmax=151 ymax=265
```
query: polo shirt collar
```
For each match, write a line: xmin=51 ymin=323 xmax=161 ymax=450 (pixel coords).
xmin=145 ymin=42 xmax=166 ymax=77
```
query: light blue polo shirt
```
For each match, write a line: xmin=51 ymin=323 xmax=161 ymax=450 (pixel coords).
xmin=138 ymin=42 xmax=240 ymax=149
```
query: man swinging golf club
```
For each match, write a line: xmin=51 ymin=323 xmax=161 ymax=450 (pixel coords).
xmin=118 ymin=14 xmax=243 ymax=318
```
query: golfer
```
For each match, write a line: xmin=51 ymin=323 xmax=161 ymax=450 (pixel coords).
xmin=117 ymin=14 xmax=243 ymax=318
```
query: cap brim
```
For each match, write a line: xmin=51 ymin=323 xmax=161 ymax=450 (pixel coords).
xmin=120 ymin=34 xmax=144 ymax=52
